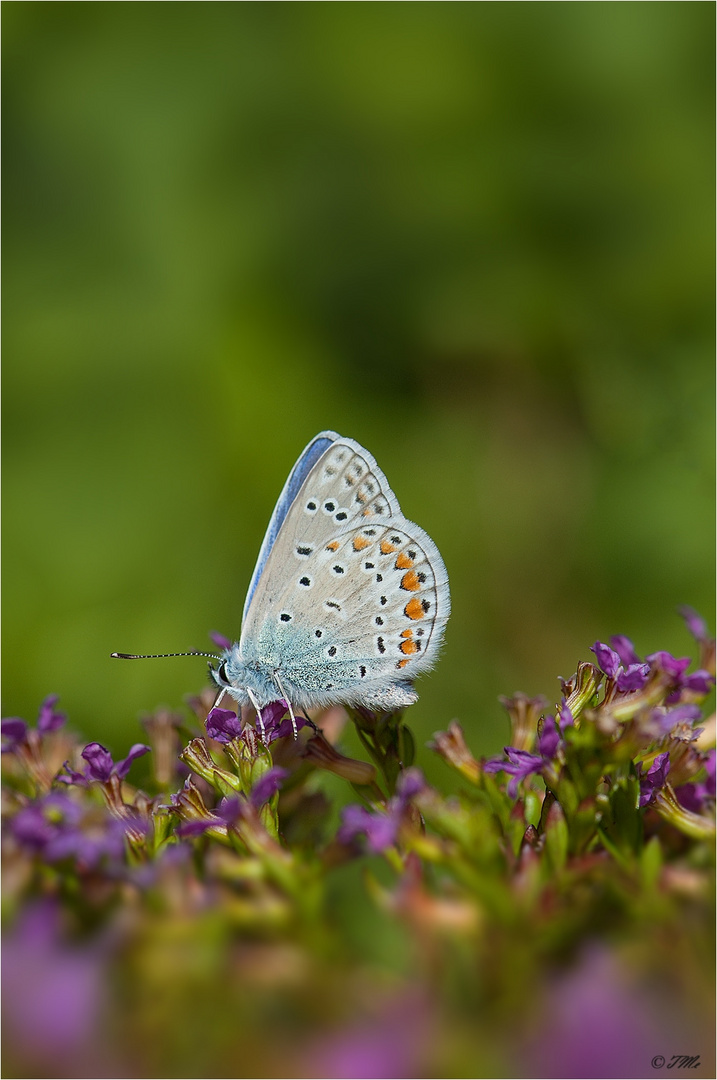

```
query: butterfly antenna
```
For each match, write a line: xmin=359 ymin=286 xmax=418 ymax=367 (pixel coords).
xmin=245 ymin=686 xmax=266 ymax=741
xmin=111 ymin=651 xmax=223 ymax=661
xmin=274 ymin=674 xmax=298 ymax=739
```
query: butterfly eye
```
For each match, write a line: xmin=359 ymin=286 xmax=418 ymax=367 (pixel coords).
xmin=217 ymin=661 xmax=230 ymax=685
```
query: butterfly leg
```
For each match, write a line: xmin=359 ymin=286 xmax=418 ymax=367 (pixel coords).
xmin=273 ymin=674 xmax=298 ymax=739
xmin=246 ymin=686 xmax=267 ymax=741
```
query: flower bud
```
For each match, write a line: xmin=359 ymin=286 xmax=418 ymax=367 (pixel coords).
xmin=303 ymin=732 xmax=376 ymax=785
xmin=141 ymin=709 xmax=183 ymax=788
xmin=180 ymin=738 xmax=242 ymax=796
xmin=430 ymin=720 xmax=482 ymax=781
xmin=653 ymin=784 xmax=716 ymax=840
xmin=560 ymin=662 xmax=602 ymax=721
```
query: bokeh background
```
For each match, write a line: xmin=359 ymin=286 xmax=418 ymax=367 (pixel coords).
xmin=3 ymin=3 xmax=714 ymax=773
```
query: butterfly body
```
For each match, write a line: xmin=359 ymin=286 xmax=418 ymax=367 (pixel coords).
xmin=213 ymin=431 xmax=450 ymax=714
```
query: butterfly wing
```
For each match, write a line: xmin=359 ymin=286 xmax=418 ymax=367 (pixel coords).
xmin=239 ymin=433 xmax=450 ymax=710
xmin=242 ymin=432 xmax=338 ymax=626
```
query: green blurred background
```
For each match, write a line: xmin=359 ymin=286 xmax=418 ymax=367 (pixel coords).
xmin=3 ymin=2 xmax=714 ymax=770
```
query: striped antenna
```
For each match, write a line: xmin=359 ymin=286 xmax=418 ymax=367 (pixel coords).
xmin=111 ymin=651 xmax=222 ymax=661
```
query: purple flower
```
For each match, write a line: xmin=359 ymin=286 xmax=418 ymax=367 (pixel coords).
xmin=36 ymin=694 xmax=67 ymax=734
xmin=519 ymin=946 xmax=665 ymax=1080
xmin=615 ymin=663 xmax=650 ymax=692
xmin=538 ymin=715 xmax=560 ymax=758
xmin=609 ymin=634 xmax=641 ymax=666
xmin=701 ymin=748 xmax=716 ymax=798
xmin=250 ymin=766 xmax=289 ymax=808
xmin=9 ymin=792 xmax=127 ymax=868
xmin=339 ymin=804 xmax=399 ymax=853
xmin=2 ymin=901 xmax=109 ymax=1072
xmin=306 ymin=990 xmax=433 ymax=1080
xmin=674 ymin=784 xmax=704 ymax=814
xmin=485 ymin=747 xmax=543 ymax=798
xmin=259 ymin=700 xmax=310 ymax=743
xmin=651 ymin=703 xmax=703 ymax=738
xmin=485 ymin=717 xmax=560 ymax=798
xmin=678 ymin=605 xmax=709 ymax=643
xmin=676 ymin=749 xmax=716 ymax=812
xmin=43 ymin=816 xmax=128 ymax=868
xmin=58 ymin=741 xmax=150 ymax=786
xmin=205 ymin=707 xmax=242 ymax=743
xmin=645 ymin=651 xmax=692 ymax=680
xmin=11 ymin=792 xmax=82 ymax=852
xmin=591 ymin=641 xmax=651 ymax=693
xmin=338 ymin=768 xmax=425 ymax=853
xmin=175 ymin=793 xmax=243 ymax=837
xmin=645 ymin=650 xmax=715 ymax=703
xmin=638 ymin=752 xmax=670 ymax=808
xmin=558 ymin=702 xmax=574 ymax=732
xmin=2 ymin=694 xmax=66 ymax=753
xmin=680 ymin=669 xmax=715 ymax=694
xmin=176 ymin=768 xmax=289 ymax=838
xmin=590 ymin=641 xmax=621 ymax=680
xmin=214 ymin=795 xmax=242 ymax=822
xmin=395 ymin=767 xmax=425 ymax=802
xmin=1 ymin=717 xmax=28 ymax=752
xmin=210 ymin=630 xmax=233 ymax=651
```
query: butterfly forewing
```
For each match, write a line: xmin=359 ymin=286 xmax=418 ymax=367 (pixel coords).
xmin=241 ymin=432 xmax=338 ymax=625
xmin=241 ymin=435 xmax=399 ymax=640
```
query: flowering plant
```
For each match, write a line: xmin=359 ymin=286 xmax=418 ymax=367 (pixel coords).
xmin=2 ymin=609 xmax=714 ymax=1079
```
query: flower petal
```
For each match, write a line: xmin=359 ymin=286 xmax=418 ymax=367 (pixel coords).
xmin=638 ymin=752 xmax=670 ymax=807
xmin=678 ymin=605 xmax=709 ymax=643
xmin=681 ymin=670 xmax=715 ymax=694
xmin=250 ymin=767 xmax=288 ymax=808
xmin=37 ymin=694 xmax=66 ymax=735
xmin=206 ymin=707 xmax=242 ymax=744
xmin=590 ymin=642 xmax=621 ymax=680
xmin=609 ymin=635 xmax=641 ymax=666
xmin=538 ymin=716 xmax=560 ymax=759
xmin=616 ymin=663 xmax=650 ymax=692
xmin=80 ymin=743 xmax=115 ymax=783
xmin=645 ymin=652 xmax=691 ymax=679
xmin=1 ymin=718 xmax=28 ymax=752
xmin=113 ymin=743 xmax=151 ymax=780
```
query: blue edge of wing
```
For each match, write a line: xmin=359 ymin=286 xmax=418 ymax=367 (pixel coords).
xmin=241 ymin=434 xmax=336 ymax=624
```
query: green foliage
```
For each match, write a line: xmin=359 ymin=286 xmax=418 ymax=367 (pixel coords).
xmin=2 ymin=622 xmax=715 ymax=1077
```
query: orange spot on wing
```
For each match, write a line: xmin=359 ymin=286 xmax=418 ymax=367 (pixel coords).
xmin=397 ymin=658 xmax=410 ymax=668
xmin=352 ymin=535 xmax=371 ymax=551
xmin=380 ymin=540 xmax=397 ymax=554
xmin=395 ymin=551 xmax=414 ymax=570
xmin=400 ymin=629 xmax=413 ymax=638
xmin=404 ymin=597 xmax=425 ymax=621
xmin=400 ymin=570 xmax=421 ymax=592
xmin=326 ymin=541 xmax=340 ymax=551
xmin=400 ymin=639 xmax=419 ymax=655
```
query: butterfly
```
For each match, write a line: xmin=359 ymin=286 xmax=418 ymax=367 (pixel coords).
xmin=210 ymin=431 xmax=450 ymax=730
xmin=113 ymin=431 xmax=450 ymax=736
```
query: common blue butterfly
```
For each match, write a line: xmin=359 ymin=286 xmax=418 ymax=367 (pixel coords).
xmin=114 ymin=431 xmax=450 ymax=735
xmin=210 ymin=431 xmax=450 ymax=724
